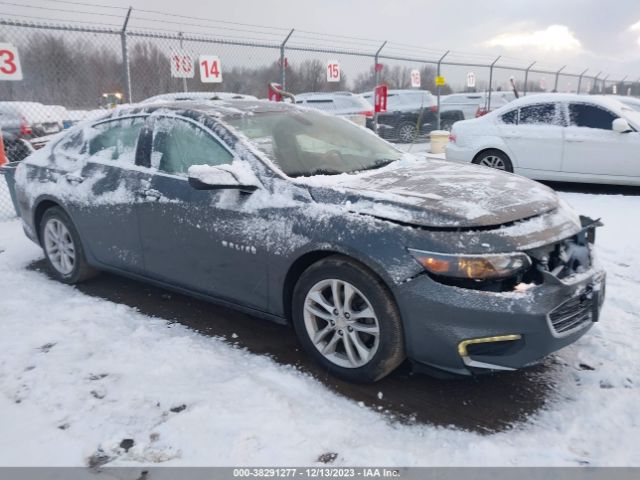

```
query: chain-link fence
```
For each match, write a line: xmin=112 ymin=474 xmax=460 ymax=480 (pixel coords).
xmin=1 ymin=11 xmax=638 ymax=218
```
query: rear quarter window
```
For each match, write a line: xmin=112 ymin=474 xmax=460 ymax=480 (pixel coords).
xmin=500 ymin=109 xmax=518 ymax=124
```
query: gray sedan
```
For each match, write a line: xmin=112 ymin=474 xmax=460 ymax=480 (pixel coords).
xmin=6 ymin=100 xmax=606 ymax=382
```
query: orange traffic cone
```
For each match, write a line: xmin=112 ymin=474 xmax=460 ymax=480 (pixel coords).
xmin=0 ymin=131 xmax=7 ymax=166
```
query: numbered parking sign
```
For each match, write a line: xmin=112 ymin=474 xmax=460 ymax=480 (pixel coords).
xmin=327 ymin=60 xmax=340 ymax=82
xmin=0 ymin=43 xmax=23 ymax=81
xmin=410 ymin=69 xmax=421 ymax=88
xmin=170 ymin=49 xmax=194 ymax=78
xmin=466 ymin=72 xmax=476 ymax=88
xmin=199 ymin=55 xmax=222 ymax=83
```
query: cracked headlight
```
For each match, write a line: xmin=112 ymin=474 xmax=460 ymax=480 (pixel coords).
xmin=408 ymin=249 xmax=532 ymax=280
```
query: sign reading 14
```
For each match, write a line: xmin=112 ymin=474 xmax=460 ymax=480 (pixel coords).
xmin=199 ymin=55 xmax=222 ymax=83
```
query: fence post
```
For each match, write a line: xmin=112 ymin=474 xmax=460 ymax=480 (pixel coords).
xmin=279 ymin=29 xmax=294 ymax=91
xmin=178 ymin=32 xmax=188 ymax=93
xmin=553 ymin=65 xmax=566 ymax=92
xmin=592 ymin=72 xmax=601 ymax=94
xmin=620 ymin=75 xmax=628 ymax=95
xmin=487 ymin=56 xmax=501 ymax=111
xmin=523 ymin=61 xmax=536 ymax=96
xmin=120 ymin=7 xmax=133 ymax=103
xmin=373 ymin=41 xmax=387 ymax=134
xmin=576 ymin=68 xmax=588 ymax=94
xmin=602 ymin=74 xmax=609 ymax=94
xmin=436 ymin=50 xmax=449 ymax=130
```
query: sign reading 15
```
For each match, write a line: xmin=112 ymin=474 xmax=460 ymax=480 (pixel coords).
xmin=327 ymin=60 xmax=340 ymax=82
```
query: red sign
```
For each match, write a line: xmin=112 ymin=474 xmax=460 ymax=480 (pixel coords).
xmin=268 ymin=83 xmax=283 ymax=102
xmin=374 ymin=84 xmax=388 ymax=113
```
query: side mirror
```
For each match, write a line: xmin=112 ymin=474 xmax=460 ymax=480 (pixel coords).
xmin=612 ymin=118 xmax=632 ymax=133
xmin=187 ymin=164 xmax=259 ymax=192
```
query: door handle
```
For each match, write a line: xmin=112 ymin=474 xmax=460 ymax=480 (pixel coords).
xmin=138 ymin=189 xmax=162 ymax=200
xmin=65 ymin=173 xmax=85 ymax=184
xmin=565 ymin=137 xmax=585 ymax=143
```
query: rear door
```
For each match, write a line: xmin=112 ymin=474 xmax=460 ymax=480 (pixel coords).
xmin=562 ymin=102 xmax=640 ymax=178
xmin=135 ymin=115 xmax=269 ymax=310
xmin=499 ymin=102 xmax=564 ymax=173
xmin=62 ymin=115 xmax=147 ymax=272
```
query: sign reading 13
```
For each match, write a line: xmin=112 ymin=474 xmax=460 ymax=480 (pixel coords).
xmin=0 ymin=43 xmax=23 ymax=81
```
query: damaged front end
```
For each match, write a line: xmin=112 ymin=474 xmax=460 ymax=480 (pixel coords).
xmin=394 ymin=210 xmax=607 ymax=376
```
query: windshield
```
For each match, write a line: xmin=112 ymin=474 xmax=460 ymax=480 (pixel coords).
xmin=621 ymin=100 xmax=640 ymax=113
xmin=225 ymin=110 xmax=402 ymax=177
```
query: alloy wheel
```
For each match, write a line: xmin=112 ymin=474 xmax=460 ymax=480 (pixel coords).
xmin=303 ymin=279 xmax=380 ymax=369
xmin=478 ymin=154 xmax=507 ymax=170
xmin=43 ymin=218 xmax=76 ymax=275
xmin=397 ymin=124 xmax=417 ymax=143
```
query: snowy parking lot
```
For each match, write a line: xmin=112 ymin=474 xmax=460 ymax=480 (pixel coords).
xmin=0 ymin=183 xmax=638 ymax=467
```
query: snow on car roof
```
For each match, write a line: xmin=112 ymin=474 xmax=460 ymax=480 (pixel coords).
xmin=140 ymin=92 xmax=257 ymax=103
xmin=103 ymin=99 xmax=296 ymax=120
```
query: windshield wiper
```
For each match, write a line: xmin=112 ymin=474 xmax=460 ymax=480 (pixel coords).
xmin=359 ymin=158 xmax=397 ymax=171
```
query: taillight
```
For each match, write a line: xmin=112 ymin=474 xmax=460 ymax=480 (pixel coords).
xmin=449 ymin=133 xmax=456 ymax=143
xmin=475 ymin=107 xmax=488 ymax=118
xmin=19 ymin=118 xmax=32 ymax=137
xmin=430 ymin=105 xmax=438 ymax=113
xmin=362 ymin=110 xmax=374 ymax=118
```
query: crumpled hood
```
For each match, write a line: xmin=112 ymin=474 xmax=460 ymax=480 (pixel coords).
xmin=305 ymin=158 xmax=560 ymax=228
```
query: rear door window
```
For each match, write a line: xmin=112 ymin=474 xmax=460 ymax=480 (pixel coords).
xmin=88 ymin=117 xmax=145 ymax=163
xmin=568 ymin=103 xmax=617 ymax=130
xmin=151 ymin=117 xmax=233 ymax=176
xmin=518 ymin=103 xmax=560 ymax=126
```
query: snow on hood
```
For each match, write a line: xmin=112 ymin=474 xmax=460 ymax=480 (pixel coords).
xmin=301 ymin=158 xmax=559 ymax=228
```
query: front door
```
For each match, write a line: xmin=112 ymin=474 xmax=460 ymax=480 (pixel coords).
xmin=135 ymin=115 xmax=269 ymax=311
xmin=562 ymin=102 xmax=640 ymax=178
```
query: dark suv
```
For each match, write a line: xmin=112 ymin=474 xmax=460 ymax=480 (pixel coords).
xmin=361 ymin=89 xmax=464 ymax=142
xmin=6 ymin=100 xmax=605 ymax=382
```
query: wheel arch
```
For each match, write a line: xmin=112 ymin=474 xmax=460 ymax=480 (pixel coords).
xmin=33 ymin=197 xmax=66 ymax=245
xmin=472 ymin=147 xmax=515 ymax=170
xmin=281 ymin=246 xmax=398 ymax=325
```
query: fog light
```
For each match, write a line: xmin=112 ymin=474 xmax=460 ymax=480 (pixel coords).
xmin=457 ymin=334 xmax=522 ymax=357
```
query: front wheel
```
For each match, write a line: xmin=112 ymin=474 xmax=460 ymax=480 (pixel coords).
xmin=472 ymin=149 xmax=513 ymax=173
xmin=292 ymin=256 xmax=405 ymax=383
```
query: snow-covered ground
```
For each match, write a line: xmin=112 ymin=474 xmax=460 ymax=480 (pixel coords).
xmin=0 ymin=191 xmax=639 ymax=467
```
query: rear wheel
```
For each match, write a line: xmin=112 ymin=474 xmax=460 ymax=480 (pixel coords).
xmin=473 ymin=149 xmax=513 ymax=173
xmin=40 ymin=207 xmax=98 ymax=284
xmin=292 ymin=256 xmax=405 ymax=383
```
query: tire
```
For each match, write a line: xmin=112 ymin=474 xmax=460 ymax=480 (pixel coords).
xmin=396 ymin=122 xmax=418 ymax=143
xmin=472 ymin=149 xmax=513 ymax=173
xmin=292 ymin=255 xmax=405 ymax=383
xmin=39 ymin=207 xmax=98 ymax=284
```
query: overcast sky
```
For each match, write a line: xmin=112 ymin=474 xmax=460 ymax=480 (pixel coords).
xmin=4 ymin=0 xmax=640 ymax=84
xmin=113 ymin=0 xmax=640 ymax=76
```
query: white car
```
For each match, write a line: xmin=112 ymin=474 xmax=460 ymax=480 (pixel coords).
xmin=446 ymin=93 xmax=640 ymax=186
xmin=295 ymin=92 xmax=373 ymax=127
